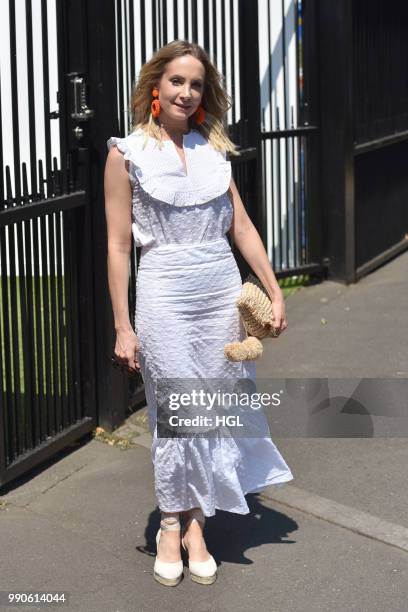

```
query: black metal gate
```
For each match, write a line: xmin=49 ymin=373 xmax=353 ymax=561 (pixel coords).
xmin=0 ymin=0 xmax=98 ymax=487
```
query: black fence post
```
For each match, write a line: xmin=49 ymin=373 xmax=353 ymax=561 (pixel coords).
xmin=302 ymin=0 xmax=323 ymax=276
xmin=231 ymin=0 xmax=263 ymax=281
xmin=317 ymin=0 xmax=355 ymax=283
xmin=238 ymin=0 xmax=263 ymax=241
xmin=85 ymin=0 xmax=129 ymax=431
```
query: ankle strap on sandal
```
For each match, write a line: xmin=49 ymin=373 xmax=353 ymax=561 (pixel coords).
xmin=184 ymin=507 xmax=205 ymax=527
xmin=160 ymin=512 xmax=181 ymax=531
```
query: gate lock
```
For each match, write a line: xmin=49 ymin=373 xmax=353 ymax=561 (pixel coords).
xmin=70 ymin=74 xmax=94 ymax=140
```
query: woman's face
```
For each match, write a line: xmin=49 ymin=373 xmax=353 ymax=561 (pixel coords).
xmin=156 ymin=55 xmax=205 ymax=128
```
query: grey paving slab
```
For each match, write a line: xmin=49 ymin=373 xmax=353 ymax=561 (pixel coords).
xmin=1 ymin=478 xmax=407 ymax=612
xmin=259 ymin=250 xmax=408 ymax=378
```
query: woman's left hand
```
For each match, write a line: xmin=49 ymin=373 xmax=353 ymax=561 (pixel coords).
xmin=270 ymin=292 xmax=288 ymax=336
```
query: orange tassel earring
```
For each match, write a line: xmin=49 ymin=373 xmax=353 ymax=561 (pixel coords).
xmin=194 ymin=105 xmax=206 ymax=125
xmin=151 ymin=88 xmax=160 ymax=118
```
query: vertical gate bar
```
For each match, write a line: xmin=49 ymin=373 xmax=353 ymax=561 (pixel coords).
xmin=239 ymin=0 xmax=262 ymax=229
xmin=0 ymin=238 xmax=6 ymax=479
xmin=117 ymin=0 xmax=125 ymax=134
xmin=191 ymin=0 xmax=197 ymax=43
xmin=271 ymin=138 xmax=276 ymax=270
xmin=291 ymin=133 xmax=298 ymax=267
xmin=52 ymin=160 xmax=62 ymax=434
xmin=32 ymin=201 xmax=45 ymax=443
xmin=16 ymin=211 xmax=32 ymax=453
xmin=41 ymin=0 xmax=53 ymax=198
xmin=123 ymin=0 xmax=130 ymax=132
xmin=55 ymin=210 xmax=67 ymax=431
xmin=55 ymin=0 xmax=68 ymax=195
xmin=183 ymin=0 xmax=188 ymax=40
xmin=276 ymin=133 xmax=282 ymax=269
xmin=267 ymin=0 xmax=273 ymax=137
xmin=261 ymin=138 xmax=267 ymax=257
xmin=57 ymin=212 xmax=69 ymax=430
xmin=48 ymin=211 xmax=59 ymax=434
xmin=25 ymin=0 xmax=39 ymax=199
xmin=220 ymin=0 xmax=226 ymax=82
xmin=202 ymin=0 xmax=209 ymax=51
xmin=283 ymin=0 xmax=293 ymax=269
xmin=0 ymin=225 xmax=12 ymax=470
xmin=68 ymin=206 xmax=81 ymax=422
xmin=286 ymin=132 xmax=292 ymax=269
xmin=8 ymin=0 xmax=22 ymax=205
xmin=157 ymin=0 xmax=163 ymax=47
xmin=228 ymin=0 xmax=235 ymax=127
xmin=285 ymin=134 xmax=290 ymax=270
xmin=39 ymin=214 xmax=53 ymax=437
xmin=129 ymin=0 xmax=135 ymax=93
xmin=5 ymin=212 xmax=20 ymax=460
xmin=212 ymin=0 xmax=217 ymax=62
xmin=152 ymin=0 xmax=158 ymax=50
xmin=63 ymin=209 xmax=75 ymax=426
xmin=23 ymin=210 xmax=39 ymax=449
xmin=61 ymin=214 xmax=70 ymax=428
xmin=293 ymin=0 xmax=300 ymax=267
xmin=140 ymin=0 xmax=147 ymax=64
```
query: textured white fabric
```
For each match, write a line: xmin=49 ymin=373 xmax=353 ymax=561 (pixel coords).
xmin=107 ymin=128 xmax=294 ymax=516
xmin=107 ymin=127 xmax=231 ymax=207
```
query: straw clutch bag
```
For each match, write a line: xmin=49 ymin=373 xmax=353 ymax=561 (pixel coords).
xmin=224 ymin=273 xmax=279 ymax=362
xmin=237 ymin=273 xmax=279 ymax=339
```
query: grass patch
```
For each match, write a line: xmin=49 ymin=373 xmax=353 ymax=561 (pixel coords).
xmin=279 ymin=274 xmax=310 ymax=298
xmin=0 ymin=274 xmax=69 ymax=395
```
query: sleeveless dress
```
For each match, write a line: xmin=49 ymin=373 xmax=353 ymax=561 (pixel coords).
xmin=107 ymin=127 xmax=294 ymax=517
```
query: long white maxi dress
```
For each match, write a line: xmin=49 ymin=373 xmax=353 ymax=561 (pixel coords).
xmin=107 ymin=127 xmax=294 ymax=517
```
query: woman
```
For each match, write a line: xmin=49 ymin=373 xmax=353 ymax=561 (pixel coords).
xmin=104 ymin=40 xmax=293 ymax=587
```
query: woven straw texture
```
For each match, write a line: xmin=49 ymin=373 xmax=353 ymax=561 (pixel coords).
xmin=237 ymin=274 xmax=278 ymax=339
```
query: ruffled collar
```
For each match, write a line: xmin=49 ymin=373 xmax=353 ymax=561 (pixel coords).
xmin=108 ymin=127 xmax=231 ymax=207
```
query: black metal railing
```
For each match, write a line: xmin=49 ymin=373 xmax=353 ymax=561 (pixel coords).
xmin=0 ymin=0 xmax=96 ymax=487
xmin=352 ymin=0 xmax=408 ymax=146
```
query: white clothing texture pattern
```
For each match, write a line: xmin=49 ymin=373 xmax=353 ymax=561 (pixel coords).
xmin=107 ymin=127 xmax=294 ymax=516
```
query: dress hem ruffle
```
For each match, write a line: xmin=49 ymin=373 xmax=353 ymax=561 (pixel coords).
xmin=157 ymin=471 xmax=294 ymax=517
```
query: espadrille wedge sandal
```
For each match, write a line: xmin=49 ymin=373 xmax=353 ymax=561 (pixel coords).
xmin=153 ymin=512 xmax=184 ymax=587
xmin=181 ymin=508 xmax=217 ymax=585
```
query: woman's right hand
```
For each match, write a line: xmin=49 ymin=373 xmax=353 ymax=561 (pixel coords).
xmin=114 ymin=327 xmax=141 ymax=373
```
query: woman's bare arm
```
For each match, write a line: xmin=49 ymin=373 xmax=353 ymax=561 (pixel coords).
xmin=227 ymin=177 xmax=287 ymax=332
xmin=104 ymin=146 xmax=140 ymax=370
xmin=104 ymin=146 xmax=133 ymax=331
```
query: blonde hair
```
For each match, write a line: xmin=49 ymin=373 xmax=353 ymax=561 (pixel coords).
xmin=130 ymin=40 xmax=239 ymax=156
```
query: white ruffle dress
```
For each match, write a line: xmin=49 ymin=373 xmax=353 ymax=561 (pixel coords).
xmin=107 ymin=127 xmax=293 ymax=516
